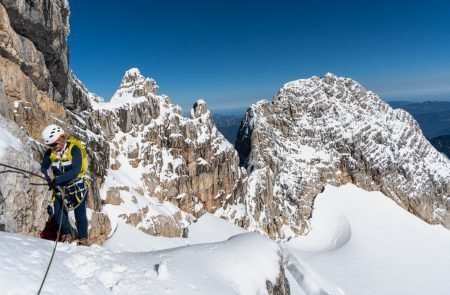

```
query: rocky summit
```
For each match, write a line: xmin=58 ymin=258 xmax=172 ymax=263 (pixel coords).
xmin=90 ymin=69 xmax=246 ymax=237
xmin=231 ymin=73 xmax=450 ymax=238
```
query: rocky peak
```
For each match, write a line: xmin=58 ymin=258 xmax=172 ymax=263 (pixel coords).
xmin=231 ymin=73 xmax=450 ymax=239
xmin=89 ymin=72 xmax=245 ymax=237
xmin=190 ymin=99 xmax=209 ymax=119
xmin=110 ymin=68 xmax=159 ymax=103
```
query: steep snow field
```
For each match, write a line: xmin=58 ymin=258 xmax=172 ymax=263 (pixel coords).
xmin=287 ymin=184 xmax=450 ymax=295
xmin=1 ymin=184 xmax=450 ymax=294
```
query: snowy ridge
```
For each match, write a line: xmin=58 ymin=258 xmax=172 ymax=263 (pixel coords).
xmin=232 ymin=73 xmax=450 ymax=239
xmin=286 ymin=184 xmax=450 ymax=294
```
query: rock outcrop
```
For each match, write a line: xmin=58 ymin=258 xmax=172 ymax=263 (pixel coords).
xmin=232 ymin=73 xmax=450 ymax=238
xmin=0 ymin=116 xmax=48 ymax=235
xmin=0 ymin=0 xmax=70 ymax=102
xmin=266 ymin=261 xmax=291 ymax=295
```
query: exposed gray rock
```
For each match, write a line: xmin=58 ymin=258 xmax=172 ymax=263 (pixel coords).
xmin=88 ymin=211 xmax=112 ymax=245
xmin=105 ymin=188 xmax=122 ymax=205
xmin=0 ymin=3 xmax=50 ymax=91
xmin=0 ymin=0 xmax=70 ymax=101
xmin=266 ymin=260 xmax=291 ymax=295
xmin=0 ymin=80 xmax=10 ymax=117
xmin=0 ymin=116 xmax=49 ymax=235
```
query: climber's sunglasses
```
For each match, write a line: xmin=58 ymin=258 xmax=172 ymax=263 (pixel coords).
xmin=48 ymin=139 xmax=62 ymax=148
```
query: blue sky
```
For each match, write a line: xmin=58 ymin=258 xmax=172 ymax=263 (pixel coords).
xmin=69 ymin=0 xmax=450 ymax=114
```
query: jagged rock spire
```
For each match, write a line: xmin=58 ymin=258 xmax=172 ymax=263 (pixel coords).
xmin=110 ymin=68 xmax=159 ymax=103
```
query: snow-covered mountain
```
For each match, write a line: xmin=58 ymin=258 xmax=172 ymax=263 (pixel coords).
xmin=89 ymin=68 xmax=245 ymax=237
xmin=231 ymin=73 xmax=450 ymax=239
xmin=1 ymin=1 xmax=450 ymax=293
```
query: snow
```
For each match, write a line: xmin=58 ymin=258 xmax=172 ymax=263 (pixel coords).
xmin=103 ymin=222 xmax=188 ymax=252
xmin=0 ymin=219 xmax=281 ymax=295
xmin=0 ymin=126 xmax=23 ymax=159
xmin=286 ymin=184 xmax=450 ymax=295
xmin=1 ymin=180 xmax=450 ymax=294
xmin=186 ymin=213 xmax=247 ymax=244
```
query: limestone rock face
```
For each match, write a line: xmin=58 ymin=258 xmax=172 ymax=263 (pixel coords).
xmin=0 ymin=116 xmax=49 ymax=235
xmin=0 ymin=2 xmax=66 ymax=139
xmin=233 ymin=73 xmax=450 ymax=238
xmin=88 ymin=211 xmax=112 ymax=245
xmin=0 ymin=0 xmax=70 ymax=101
xmin=0 ymin=0 xmax=110 ymax=243
xmin=0 ymin=3 xmax=50 ymax=92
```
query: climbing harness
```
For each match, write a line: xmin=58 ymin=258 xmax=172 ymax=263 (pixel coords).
xmin=53 ymin=178 xmax=88 ymax=211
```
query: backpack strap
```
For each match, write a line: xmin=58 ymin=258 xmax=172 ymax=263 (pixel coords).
xmin=66 ymin=138 xmax=89 ymax=179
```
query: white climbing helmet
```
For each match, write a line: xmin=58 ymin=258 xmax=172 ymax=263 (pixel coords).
xmin=41 ymin=124 xmax=65 ymax=145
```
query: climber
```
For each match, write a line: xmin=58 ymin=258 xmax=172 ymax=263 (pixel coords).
xmin=40 ymin=124 xmax=90 ymax=246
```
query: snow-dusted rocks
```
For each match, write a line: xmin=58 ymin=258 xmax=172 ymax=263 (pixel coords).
xmin=110 ymin=68 xmax=159 ymax=103
xmin=0 ymin=117 xmax=49 ymax=235
xmin=92 ymin=69 xmax=245 ymax=237
xmin=233 ymin=73 xmax=450 ymax=239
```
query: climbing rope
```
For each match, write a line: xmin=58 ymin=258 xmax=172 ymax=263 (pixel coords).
xmin=0 ymin=163 xmax=47 ymax=180
xmin=0 ymin=163 xmax=50 ymax=206
xmin=37 ymin=187 xmax=66 ymax=295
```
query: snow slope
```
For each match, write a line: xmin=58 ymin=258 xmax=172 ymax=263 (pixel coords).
xmin=1 ymin=183 xmax=450 ymax=294
xmin=0 ymin=125 xmax=23 ymax=160
xmin=287 ymin=184 xmax=450 ymax=295
xmin=0 ymin=231 xmax=281 ymax=295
